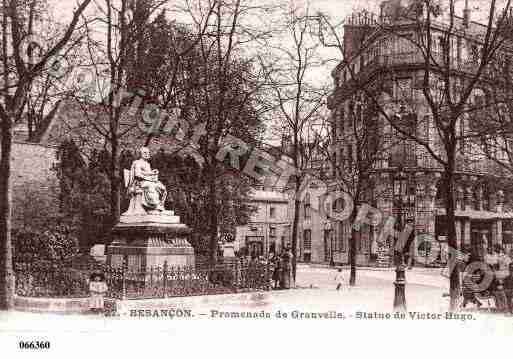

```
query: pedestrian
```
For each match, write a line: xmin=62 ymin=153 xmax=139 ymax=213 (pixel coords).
xmin=334 ymin=268 xmax=344 ymax=291
xmin=272 ymin=257 xmax=281 ymax=289
xmin=461 ymin=269 xmax=483 ymax=309
xmin=89 ymin=272 xmax=108 ymax=314
xmin=505 ymin=263 xmax=513 ymax=314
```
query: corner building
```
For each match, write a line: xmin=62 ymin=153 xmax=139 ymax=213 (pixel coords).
xmin=327 ymin=0 xmax=513 ymax=266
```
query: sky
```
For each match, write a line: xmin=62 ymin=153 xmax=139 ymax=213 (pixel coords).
xmin=47 ymin=0 xmax=495 ymax=81
xmin=45 ymin=0 xmax=500 ymax=145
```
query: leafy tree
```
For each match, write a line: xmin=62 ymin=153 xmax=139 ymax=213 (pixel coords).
xmin=55 ymin=140 xmax=111 ymax=251
xmin=12 ymin=226 xmax=80 ymax=264
xmin=149 ymin=149 xmax=257 ymax=257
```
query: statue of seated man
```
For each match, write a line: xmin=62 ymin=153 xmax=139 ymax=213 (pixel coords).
xmin=124 ymin=147 xmax=167 ymax=214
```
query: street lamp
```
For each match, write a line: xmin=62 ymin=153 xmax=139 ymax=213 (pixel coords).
xmin=392 ymin=104 xmax=412 ymax=312
xmin=393 ymin=170 xmax=408 ymax=312
xmin=324 ymin=221 xmax=334 ymax=266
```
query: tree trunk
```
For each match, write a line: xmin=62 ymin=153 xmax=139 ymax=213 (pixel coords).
xmin=208 ymin=166 xmax=218 ymax=266
xmin=349 ymin=205 xmax=358 ymax=286
xmin=0 ymin=119 xmax=15 ymax=310
xmin=291 ymin=188 xmax=301 ymax=284
xmin=109 ymin=137 xmax=120 ymax=231
xmin=444 ymin=151 xmax=460 ymax=311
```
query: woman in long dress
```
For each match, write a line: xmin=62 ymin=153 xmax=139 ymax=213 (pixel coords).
xmin=89 ymin=273 xmax=108 ymax=313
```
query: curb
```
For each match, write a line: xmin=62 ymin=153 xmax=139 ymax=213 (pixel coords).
xmin=14 ymin=295 xmax=91 ymax=314
xmin=298 ymin=264 xmax=442 ymax=272
xmin=12 ymin=290 xmax=294 ymax=316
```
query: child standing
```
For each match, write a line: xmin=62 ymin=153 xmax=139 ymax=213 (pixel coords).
xmin=334 ymin=268 xmax=344 ymax=290
xmin=89 ymin=272 xmax=108 ymax=314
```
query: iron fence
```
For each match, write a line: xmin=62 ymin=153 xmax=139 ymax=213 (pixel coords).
xmin=14 ymin=259 xmax=273 ymax=299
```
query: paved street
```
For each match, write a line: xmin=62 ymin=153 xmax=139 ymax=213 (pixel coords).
xmin=247 ymin=264 xmax=452 ymax=313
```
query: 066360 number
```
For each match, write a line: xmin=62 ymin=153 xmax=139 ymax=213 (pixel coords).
xmin=19 ymin=341 xmax=50 ymax=350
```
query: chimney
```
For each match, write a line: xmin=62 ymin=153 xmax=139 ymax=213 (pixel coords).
xmin=463 ymin=0 xmax=471 ymax=27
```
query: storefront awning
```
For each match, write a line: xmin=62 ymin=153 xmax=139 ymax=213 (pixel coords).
xmin=436 ymin=209 xmax=513 ymax=220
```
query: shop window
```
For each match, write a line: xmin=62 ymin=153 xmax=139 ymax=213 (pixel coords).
xmin=340 ymin=222 xmax=349 ymax=252
xmin=269 ymin=241 xmax=276 ymax=254
xmin=303 ymin=229 xmax=312 ymax=250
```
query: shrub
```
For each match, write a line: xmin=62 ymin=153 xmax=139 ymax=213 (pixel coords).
xmin=210 ymin=267 xmax=235 ymax=287
xmin=15 ymin=264 xmax=90 ymax=298
xmin=13 ymin=226 xmax=80 ymax=264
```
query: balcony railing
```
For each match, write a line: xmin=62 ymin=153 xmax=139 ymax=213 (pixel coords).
xmin=376 ymin=151 xmax=504 ymax=176
xmin=340 ymin=50 xmax=506 ymax=86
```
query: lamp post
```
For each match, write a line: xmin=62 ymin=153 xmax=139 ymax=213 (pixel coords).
xmin=393 ymin=104 xmax=412 ymax=312
xmin=325 ymin=221 xmax=334 ymax=266
xmin=393 ymin=170 xmax=408 ymax=312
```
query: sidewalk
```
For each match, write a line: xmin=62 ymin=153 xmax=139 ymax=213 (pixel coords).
xmin=299 ymin=262 xmax=443 ymax=273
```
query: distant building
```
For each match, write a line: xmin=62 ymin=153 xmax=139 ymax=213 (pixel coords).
xmin=235 ymin=188 xmax=290 ymax=258
xmin=278 ymin=135 xmax=334 ymax=264
xmin=287 ymin=182 xmax=336 ymax=264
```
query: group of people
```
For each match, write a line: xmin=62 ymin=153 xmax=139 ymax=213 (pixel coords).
xmin=461 ymin=245 xmax=513 ymax=312
xmin=269 ymin=248 xmax=294 ymax=289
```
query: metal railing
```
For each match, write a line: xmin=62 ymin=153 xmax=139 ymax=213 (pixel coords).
xmin=14 ymin=259 xmax=273 ymax=299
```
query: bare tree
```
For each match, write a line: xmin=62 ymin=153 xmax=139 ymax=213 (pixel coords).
xmin=317 ymin=0 xmax=513 ymax=309
xmin=178 ymin=0 xmax=279 ymax=264
xmin=316 ymin=88 xmax=399 ymax=285
xmin=67 ymin=0 xmax=185 ymax=226
xmin=474 ymin=18 xmax=513 ymax=177
xmin=261 ymin=3 xmax=327 ymax=282
xmin=0 ymin=0 xmax=92 ymax=310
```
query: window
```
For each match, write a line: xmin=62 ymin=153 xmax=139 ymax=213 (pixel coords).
xmin=304 ymin=193 xmax=311 ymax=219
xmin=438 ymin=36 xmax=447 ymax=53
xmin=281 ymin=236 xmax=287 ymax=250
xmin=338 ymin=221 xmax=348 ymax=252
xmin=396 ymin=33 xmax=413 ymax=54
xmin=324 ymin=230 xmax=332 ymax=262
xmin=456 ymin=36 xmax=462 ymax=64
xmin=343 ymin=223 xmax=349 ymax=252
xmin=395 ymin=78 xmax=412 ymax=102
xmin=356 ymin=102 xmax=363 ymax=121
xmin=269 ymin=241 xmax=276 ymax=254
xmin=269 ymin=227 xmax=276 ymax=236
xmin=270 ymin=207 xmax=276 ymax=218
xmin=303 ymin=229 xmax=312 ymax=251
xmin=347 ymin=145 xmax=353 ymax=169
xmin=423 ymin=115 xmax=430 ymax=141
xmin=338 ymin=148 xmax=344 ymax=172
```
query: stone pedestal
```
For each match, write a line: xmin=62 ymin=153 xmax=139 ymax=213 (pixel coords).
xmin=107 ymin=215 xmax=195 ymax=271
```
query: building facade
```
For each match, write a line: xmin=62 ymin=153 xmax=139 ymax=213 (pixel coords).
xmin=327 ymin=0 xmax=513 ymax=266
xmin=235 ymin=188 xmax=290 ymax=258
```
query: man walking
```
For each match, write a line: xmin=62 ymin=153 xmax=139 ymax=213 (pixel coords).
xmin=334 ymin=268 xmax=344 ymax=291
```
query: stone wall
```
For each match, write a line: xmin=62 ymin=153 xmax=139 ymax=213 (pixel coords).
xmin=10 ymin=142 xmax=59 ymax=228
xmin=11 ymin=142 xmax=57 ymax=186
